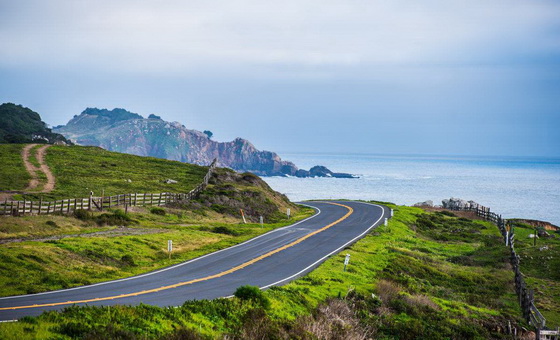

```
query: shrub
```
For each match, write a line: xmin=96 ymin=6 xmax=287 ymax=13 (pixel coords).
xmin=150 ymin=207 xmax=166 ymax=216
xmin=375 ymin=279 xmax=401 ymax=306
xmin=120 ymin=254 xmax=136 ymax=267
xmin=95 ymin=209 xmax=132 ymax=226
xmin=73 ymin=209 xmax=92 ymax=221
xmin=45 ymin=220 xmax=58 ymax=227
xmin=234 ymin=285 xmax=270 ymax=310
xmin=211 ymin=226 xmax=239 ymax=236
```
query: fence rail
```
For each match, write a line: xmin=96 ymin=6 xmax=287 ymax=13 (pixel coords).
xmin=451 ymin=203 xmax=559 ymax=338
xmin=0 ymin=159 xmax=217 ymax=216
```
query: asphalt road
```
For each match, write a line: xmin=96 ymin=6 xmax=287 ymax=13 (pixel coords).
xmin=0 ymin=200 xmax=390 ymax=321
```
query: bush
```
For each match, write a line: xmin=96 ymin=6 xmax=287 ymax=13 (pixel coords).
xmin=234 ymin=285 xmax=270 ymax=309
xmin=150 ymin=207 xmax=166 ymax=216
xmin=375 ymin=279 xmax=401 ymax=306
xmin=96 ymin=209 xmax=132 ymax=226
xmin=120 ymin=255 xmax=136 ymax=267
xmin=45 ymin=220 xmax=58 ymax=227
xmin=73 ymin=209 xmax=92 ymax=220
xmin=211 ymin=226 xmax=239 ymax=236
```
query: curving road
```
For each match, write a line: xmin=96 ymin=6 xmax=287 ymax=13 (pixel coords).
xmin=0 ymin=200 xmax=390 ymax=321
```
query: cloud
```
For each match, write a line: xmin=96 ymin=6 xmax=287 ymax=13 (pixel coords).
xmin=1 ymin=0 xmax=558 ymax=76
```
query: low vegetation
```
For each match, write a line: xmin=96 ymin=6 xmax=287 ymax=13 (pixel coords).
xmin=2 ymin=203 xmax=543 ymax=339
xmin=0 ymin=144 xmax=29 ymax=191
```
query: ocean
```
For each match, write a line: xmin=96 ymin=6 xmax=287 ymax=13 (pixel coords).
xmin=262 ymin=153 xmax=560 ymax=226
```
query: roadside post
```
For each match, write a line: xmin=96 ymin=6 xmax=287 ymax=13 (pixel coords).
xmin=287 ymin=208 xmax=291 ymax=219
xmin=390 ymin=209 xmax=394 ymax=217
xmin=506 ymin=225 xmax=510 ymax=246
xmin=259 ymin=215 xmax=263 ymax=227
xmin=534 ymin=227 xmax=537 ymax=247
xmin=168 ymin=240 xmax=172 ymax=259
xmin=240 ymin=209 xmax=247 ymax=224
xmin=343 ymin=254 xmax=350 ymax=271
xmin=384 ymin=218 xmax=388 ymax=226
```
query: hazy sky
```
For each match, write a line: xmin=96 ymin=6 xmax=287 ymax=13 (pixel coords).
xmin=1 ymin=0 xmax=559 ymax=157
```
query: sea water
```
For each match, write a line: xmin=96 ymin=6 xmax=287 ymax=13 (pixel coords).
xmin=263 ymin=153 xmax=560 ymax=226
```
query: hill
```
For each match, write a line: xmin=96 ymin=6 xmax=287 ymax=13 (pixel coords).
xmin=54 ymin=107 xmax=354 ymax=178
xmin=0 ymin=103 xmax=70 ymax=145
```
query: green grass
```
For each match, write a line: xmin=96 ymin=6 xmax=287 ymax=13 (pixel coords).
xmin=23 ymin=145 xmax=209 ymax=200
xmin=0 ymin=144 xmax=29 ymax=191
xmin=26 ymin=144 xmax=41 ymax=168
xmin=0 ymin=203 xmax=531 ymax=339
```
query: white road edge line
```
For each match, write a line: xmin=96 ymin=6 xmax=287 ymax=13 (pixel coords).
xmin=0 ymin=204 xmax=321 ymax=301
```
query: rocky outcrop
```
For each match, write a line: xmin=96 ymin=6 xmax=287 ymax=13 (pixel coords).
xmin=441 ymin=198 xmax=481 ymax=210
xmin=294 ymin=165 xmax=355 ymax=178
xmin=54 ymin=108 xmax=354 ymax=178
xmin=413 ymin=200 xmax=434 ymax=207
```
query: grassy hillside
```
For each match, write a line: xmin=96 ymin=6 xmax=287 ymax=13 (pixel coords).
xmin=0 ymin=144 xmax=210 ymax=200
xmin=0 ymin=144 xmax=30 ymax=191
xmin=2 ymin=203 xmax=541 ymax=340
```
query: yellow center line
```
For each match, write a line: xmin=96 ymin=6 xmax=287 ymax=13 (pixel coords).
xmin=1 ymin=202 xmax=353 ymax=311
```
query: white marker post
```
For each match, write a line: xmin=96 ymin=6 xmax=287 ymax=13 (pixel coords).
xmin=390 ymin=209 xmax=394 ymax=217
xmin=240 ymin=209 xmax=247 ymax=224
xmin=259 ymin=215 xmax=263 ymax=227
xmin=384 ymin=218 xmax=388 ymax=226
xmin=167 ymin=240 xmax=173 ymax=259
xmin=287 ymin=208 xmax=291 ymax=218
xmin=343 ymin=254 xmax=351 ymax=271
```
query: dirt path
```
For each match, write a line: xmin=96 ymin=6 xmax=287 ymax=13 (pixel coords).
xmin=21 ymin=144 xmax=55 ymax=193
xmin=22 ymin=144 xmax=40 ymax=191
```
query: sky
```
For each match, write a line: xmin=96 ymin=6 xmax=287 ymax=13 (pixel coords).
xmin=1 ymin=0 xmax=559 ymax=158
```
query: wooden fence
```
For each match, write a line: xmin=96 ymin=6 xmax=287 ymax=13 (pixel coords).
xmin=452 ymin=204 xmax=559 ymax=338
xmin=0 ymin=159 xmax=217 ymax=216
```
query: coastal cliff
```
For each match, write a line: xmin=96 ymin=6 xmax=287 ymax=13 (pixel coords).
xmin=54 ymin=108 xmax=354 ymax=178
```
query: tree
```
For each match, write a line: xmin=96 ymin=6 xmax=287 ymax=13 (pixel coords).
xmin=203 ymin=130 xmax=213 ymax=139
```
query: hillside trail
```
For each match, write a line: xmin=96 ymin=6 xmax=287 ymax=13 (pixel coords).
xmin=22 ymin=144 xmax=40 ymax=191
xmin=21 ymin=143 xmax=55 ymax=193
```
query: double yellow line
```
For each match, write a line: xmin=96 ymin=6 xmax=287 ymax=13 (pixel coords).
xmin=1 ymin=202 xmax=353 ymax=311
